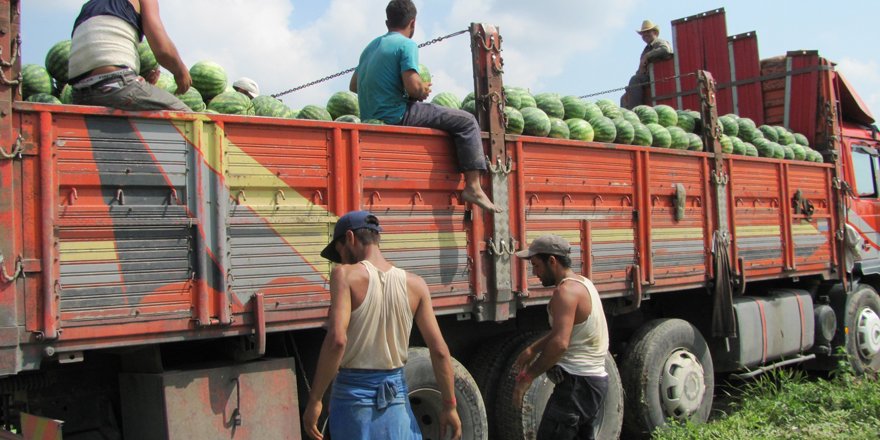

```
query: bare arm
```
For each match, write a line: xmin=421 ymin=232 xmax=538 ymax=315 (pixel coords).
xmin=401 ymin=70 xmax=431 ymax=101
xmin=410 ymin=274 xmax=462 ymax=440
xmin=349 ymin=72 xmax=358 ymax=93
xmin=303 ymin=265 xmax=353 ymax=440
xmin=139 ymin=0 xmax=191 ymax=93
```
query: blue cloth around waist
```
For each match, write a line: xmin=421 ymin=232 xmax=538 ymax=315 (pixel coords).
xmin=332 ymin=367 xmax=409 ymax=409
xmin=329 ymin=367 xmax=422 ymax=439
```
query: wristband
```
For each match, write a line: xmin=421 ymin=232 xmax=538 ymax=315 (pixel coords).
xmin=443 ymin=396 xmax=457 ymax=409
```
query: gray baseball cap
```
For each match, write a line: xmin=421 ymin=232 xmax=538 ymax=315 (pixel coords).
xmin=515 ymin=234 xmax=571 ymax=259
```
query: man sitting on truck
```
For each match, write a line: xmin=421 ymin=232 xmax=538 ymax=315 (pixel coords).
xmin=302 ymin=210 xmax=462 ymax=440
xmin=349 ymin=0 xmax=500 ymax=213
xmin=68 ymin=0 xmax=191 ymax=111
xmin=512 ymin=234 xmax=610 ymax=440
xmin=620 ymin=19 xmax=673 ymax=109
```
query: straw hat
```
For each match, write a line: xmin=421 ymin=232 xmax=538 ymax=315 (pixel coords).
xmin=637 ymin=20 xmax=660 ymax=34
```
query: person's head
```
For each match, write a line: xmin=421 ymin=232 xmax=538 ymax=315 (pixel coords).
xmin=320 ymin=211 xmax=383 ymax=264
xmin=515 ymin=235 xmax=573 ymax=287
xmin=386 ymin=0 xmax=417 ymax=38
xmin=232 ymin=77 xmax=260 ymax=99
xmin=637 ymin=20 xmax=660 ymax=44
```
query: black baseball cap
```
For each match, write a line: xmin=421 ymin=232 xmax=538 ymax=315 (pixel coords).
xmin=320 ymin=210 xmax=383 ymax=263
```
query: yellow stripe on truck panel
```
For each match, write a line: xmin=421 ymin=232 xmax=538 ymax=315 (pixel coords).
xmin=59 ymin=241 xmax=119 ymax=263
xmin=736 ymin=225 xmax=782 ymax=237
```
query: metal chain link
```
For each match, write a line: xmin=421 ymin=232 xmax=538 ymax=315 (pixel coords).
xmin=578 ymin=71 xmax=698 ymax=99
xmin=272 ymin=29 xmax=469 ymax=99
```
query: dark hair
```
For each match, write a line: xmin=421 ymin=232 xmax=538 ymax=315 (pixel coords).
xmin=353 ymin=215 xmax=381 ymax=245
xmin=386 ymin=0 xmax=417 ymax=29
xmin=536 ymin=253 xmax=572 ymax=269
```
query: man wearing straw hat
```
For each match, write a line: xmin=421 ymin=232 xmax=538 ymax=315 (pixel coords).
xmin=620 ymin=19 xmax=673 ymax=109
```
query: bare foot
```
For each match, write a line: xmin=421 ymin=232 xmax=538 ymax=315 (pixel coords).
xmin=462 ymin=188 xmax=502 ymax=213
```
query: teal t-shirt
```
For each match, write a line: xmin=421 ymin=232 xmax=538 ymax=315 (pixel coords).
xmin=356 ymin=32 xmax=419 ymax=124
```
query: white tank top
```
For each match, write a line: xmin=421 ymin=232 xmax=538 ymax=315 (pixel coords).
xmin=69 ymin=15 xmax=141 ymax=80
xmin=549 ymin=276 xmax=609 ymax=376
xmin=340 ymin=260 xmax=414 ymax=370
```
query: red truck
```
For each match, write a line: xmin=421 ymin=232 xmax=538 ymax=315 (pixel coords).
xmin=0 ymin=3 xmax=877 ymax=439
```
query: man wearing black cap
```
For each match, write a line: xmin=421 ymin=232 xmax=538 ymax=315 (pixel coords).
xmin=302 ymin=210 xmax=461 ymax=440
xmin=511 ymin=234 xmax=609 ymax=440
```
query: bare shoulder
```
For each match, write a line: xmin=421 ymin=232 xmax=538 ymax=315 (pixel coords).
xmin=332 ymin=262 xmax=368 ymax=283
xmin=405 ymin=271 xmax=429 ymax=295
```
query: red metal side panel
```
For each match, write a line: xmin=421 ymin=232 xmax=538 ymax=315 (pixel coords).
xmin=516 ymin=138 xmax=638 ymax=302
xmin=729 ymin=157 xmax=786 ymax=278
xmin=649 ymin=59 xmax=677 ymax=107
xmin=358 ymin=126 xmax=477 ymax=313
xmin=786 ymin=163 xmax=834 ymax=272
xmin=787 ymin=52 xmax=821 ymax=143
xmin=728 ymin=32 xmax=764 ymax=123
xmin=671 ymin=9 xmax=732 ymax=112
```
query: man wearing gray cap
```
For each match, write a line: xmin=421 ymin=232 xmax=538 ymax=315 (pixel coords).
xmin=512 ymin=234 xmax=609 ymax=440
xmin=303 ymin=210 xmax=461 ymax=440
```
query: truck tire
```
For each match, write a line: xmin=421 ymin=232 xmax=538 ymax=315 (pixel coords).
xmin=494 ymin=336 xmax=623 ymax=440
xmin=405 ymin=347 xmax=488 ymax=440
xmin=844 ymin=285 xmax=880 ymax=374
xmin=620 ymin=318 xmax=714 ymax=438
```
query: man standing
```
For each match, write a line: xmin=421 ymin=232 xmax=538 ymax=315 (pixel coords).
xmin=512 ymin=235 xmax=609 ymax=440
xmin=349 ymin=0 xmax=500 ymax=213
xmin=303 ymin=210 xmax=462 ymax=440
xmin=620 ymin=19 xmax=673 ymax=109
xmin=68 ymin=0 xmax=191 ymax=111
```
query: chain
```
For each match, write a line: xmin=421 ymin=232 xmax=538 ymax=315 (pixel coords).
xmin=272 ymin=29 xmax=469 ymax=99
xmin=578 ymin=71 xmax=698 ymax=99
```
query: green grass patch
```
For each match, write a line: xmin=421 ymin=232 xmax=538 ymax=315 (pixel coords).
xmin=653 ymin=362 xmax=880 ymax=440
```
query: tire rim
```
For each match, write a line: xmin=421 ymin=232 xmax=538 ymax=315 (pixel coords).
xmin=660 ymin=349 xmax=706 ymax=419
xmin=409 ymin=388 xmax=443 ymax=439
xmin=856 ymin=307 xmax=880 ymax=359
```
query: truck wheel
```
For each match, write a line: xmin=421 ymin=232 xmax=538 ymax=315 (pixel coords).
xmin=494 ymin=337 xmax=623 ymax=440
xmin=405 ymin=347 xmax=488 ymax=440
xmin=620 ymin=318 xmax=714 ymax=438
xmin=844 ymin=285 xmax=880 ymax=374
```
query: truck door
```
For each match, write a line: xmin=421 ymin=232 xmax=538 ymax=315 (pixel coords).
xmin=847 ymin=142 xmax=880 ymax=273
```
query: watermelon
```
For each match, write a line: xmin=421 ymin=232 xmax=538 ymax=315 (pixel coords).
xmin=156 ymin=71 xmax=177 ymax=94
xmin=667 ymin=126 xmax=689 ymax=150
xmin=22 ymin=64 xmax=53 ymax=99
xmin=566 ymin=118 xmax=594 ymax=142
xmin=739 ymin=126 xmax=764 ymax=144
xmin=363 ymin=119 xmax=386 ymax=125
xmin=418 ymin=64 xmax=431 ymax=83
xmin=137 ymin=41 xmax=158 ymax=76
xmin=720 ymin=134 xmax=733 ymax=154
xmin=286 ymin=108 xmax=300 ymax=119
xmin=335 ymin=115 xmax=361 ymax=123
xmin=521 ymin=107 xmax=551 ymax=137
xmin=59 ymin=84 xmax=73 ymax=104
xmin=794 ymin=133 xmax=809 ymax=146
xmin=548 ymin=118 xmax=570 ymax=139
xmin=177 ymin=87 xmax=207 ymax=112
xmin=722 ymin=113 xmax=739 ymax=120
xmin=504 ymin=87 xmax=522 ymax=109
xmin=632 ymin=123 xmax=653 ymax=146
xmin=687 ymin=132 xmax=704 ymax=151
xmin=768 ymin=142 xmax=785 ymax=159
xmin=753 ymin=138 xmax=774 ymax=158
xmin=252 ymin=95 xmax=289 ymax=117
xmin=189 ymin=61 xmax=228 ymax=100
xmin=327 ymin=90 xmax=360 ymax=119
xmin=614 ymin=118 xmax=635 ymax=144
xmin=597 ymin=99 xmax=622 ymax=120
xmin=298 ymin=104 xmax=333 ymax=121
xmin=676 ymin=110 xmax=697 ymax=133
xmin=646 ymin=123 xmax=671 ymax=148
xmin=534 ymin=93 xmax=565 ymax=119
xmin=781 ymin=145 xmax=794 ymax=160
xmin=431 ymin=91 xmax=460 ymax=110
xmin=519 ymin=92 xmax=537 ymax=109
xmin=743 ymin=143 xmax=758 ymax=157
xmin=758 ymin=125 xmax=779 ymax=142
xmin=505 ymin=106 xmax=524 ymax=135
xmin=591 ymin=116 xmax=617 ymax=143
xmin=583 ymin=101 xmax=604 ymax=123
xmin=633 ymin=105 xmax=659 ymax=125
xmin=561 ymin=95 xmax=587 ymax=120
xmin=26 ymin=93 xmax=61 ymax=104
xmin=777 ymin=129 xmax=795 ymax=146
xmin=653 ymin=105 xmax=677 ymax=127
xmin=719 ymin=115 xmax=739 ymax=137
xmin=462 ymin=99 xmax=477 ymax=117
xmin=809 ymin=149 xmax=824 ymax=163
xmin=462 ymin=92 xmax=476 ymax=107
xmin=206 ymin=90 xmax=254 ymax=115
xmin=621 ymin=108 xmax=641 ymax=126
xmin=790 ymin=144 xmax=806 ymax=160
xmin=45 ymin=40 xmax=71 ymax=85
xmin=686 ymin=110 xmax=702 ymax=133
xmin=737 ymin=117 xmax=757 ymax=133
xmin=731 ymin=136 xmax=746 ymax=155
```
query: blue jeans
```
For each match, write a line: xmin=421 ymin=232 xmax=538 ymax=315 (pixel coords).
xmin=72 ymin=69 xmax=189 ymax=112
xmin=400 ymin=102 xmax=487 ymax=172
xmin=537 ymin=369 xmax=608 ymax=440
xmin=329 ymin=368 xmax=422 ymax=440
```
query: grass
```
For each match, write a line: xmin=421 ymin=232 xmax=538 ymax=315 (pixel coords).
xmin=652 ymin=356 xmax=880 ymax=440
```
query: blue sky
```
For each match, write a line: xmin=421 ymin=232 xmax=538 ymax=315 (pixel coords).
xmin=21 ymin=1 xmax=880 ymax=120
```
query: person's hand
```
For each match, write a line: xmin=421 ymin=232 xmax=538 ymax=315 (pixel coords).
xmin=512 ymin=347 xmax=533 ymax=373
xmin=174 ymin=70 xmax=192 ymax=94
xmin=144 ymin=68 xmax=160 ymax=85
xmin=420 ymin=81 xmax=432 ymax=101
xmin=512 ymin=377 xmax=531 ymax=410
xmin=303 ymin=399 xmax=324 ymax=440
xmin=440 ymin=406 xmax=462 ymax=440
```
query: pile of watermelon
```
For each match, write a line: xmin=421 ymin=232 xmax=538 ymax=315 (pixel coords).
xmin=715 ymin=113 xmax=821 ymax=162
